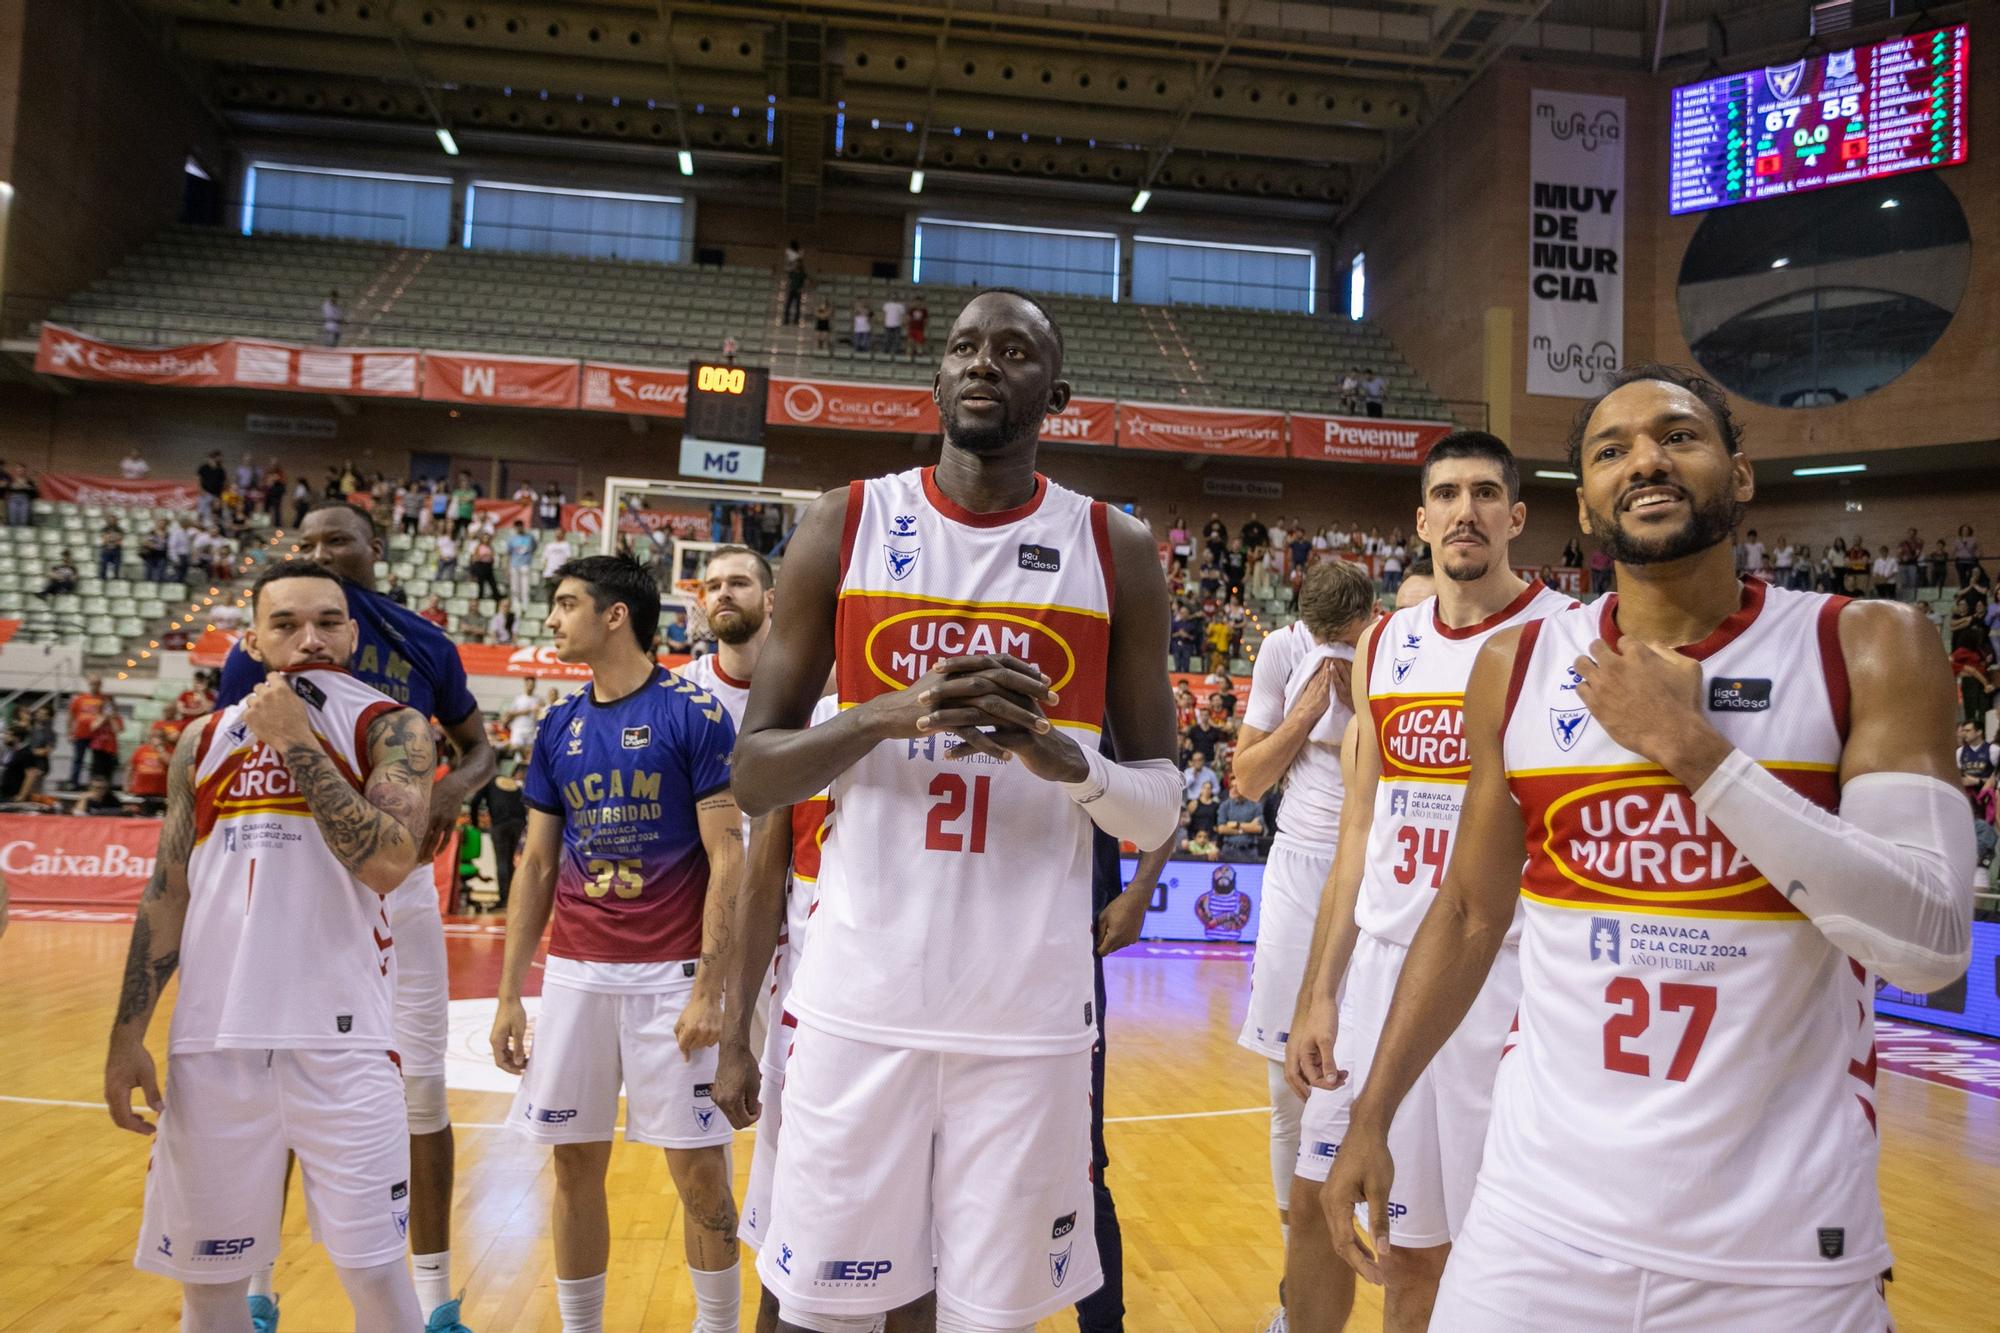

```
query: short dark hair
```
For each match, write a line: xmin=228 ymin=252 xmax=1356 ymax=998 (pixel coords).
xmin=703 ymin=544 xmax=774 ymax=591
xmin=1421 ymin=430 xmax=1520 ymax=504
xmin=251 ymin=558 xmax=344 ymax=611
xmin=554 ymin=555 xmax=661 ymax=651
xmin=1564 ymin=362 xmax=1743 ymax=473
xmin=303 ymin=500 xmax=379 ymax=536
xmin=969 ymin=287 xmax=1065 ymax=368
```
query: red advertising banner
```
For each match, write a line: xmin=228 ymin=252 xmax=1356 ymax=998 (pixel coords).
xmin=37 ymin=473 xmax=206 ymax=510
xmin=580 ymin=361 xmax=689 ymax=418
xmin=35 ymin=324 xmax=229 ymax=387
xmin=459 ymin=643 xmax=692 ymax=680
xmin=767 ymin=375 xmax=940 ymax=435
xmin=1118 ymin=402 xmax=1287 ymax=458
xmin=423 ymin=350 xmax=580 ymax=409
xmin=1289 ymin=413 xmax=1455 ymax=467
xmin=1039 ymin=395 xmax=1118 ymax=447
xmin=231 ymin=340 xmax=420 ymax=398
xmin=0 ymin=813 xmax=161 ymax=905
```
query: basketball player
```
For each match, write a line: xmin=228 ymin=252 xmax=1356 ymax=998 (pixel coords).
xmin=1324 ymin=366 xmax=1974 ymax=1328
xmin=490 ymin=555 xmax=745 ymax=1333
xmin=1231 ymin=558 xmax=1375 ymax=1252
xmin=675 ymin=544 xmax=776 ymax=723
xmin=216 ymin=500 xmax=493 ymax=1333
xmin=1285 ymin=433 xmax=1569 ymax=1332
xmin=733 ymin=288 xmax=1182 ymax=1332
xmin=104 ymin=560 xmax=435 ymax=1331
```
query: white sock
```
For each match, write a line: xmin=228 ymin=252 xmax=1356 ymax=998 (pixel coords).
xmin=555 ymin=1273 xmax=607 ymax=1333
xmin=247 ymin=1265 xmax=275 ymax=1299
xmin=412 ymin=1250 xmax=452 ymax=1317
xmin=1281 ymin=1221 xmax=1290 ymax=1245
xmin=689 ymin=1262 xmax=741 ymax=1332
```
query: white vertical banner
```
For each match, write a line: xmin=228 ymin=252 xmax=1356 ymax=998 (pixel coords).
xmin=1527 ymin=91 xmax=1626 ymax=397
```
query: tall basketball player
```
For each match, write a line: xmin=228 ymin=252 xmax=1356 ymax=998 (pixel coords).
xmin=105 ymin=560 xmax=435 ymax=1331
xmin=733 ymin=289 xmax=1182 ymax=1332
xmin=490 ymin=555 xmax=745 ymax=1333
xmin=1231 ymin=558 xmax=1375 ymax=1257
xmin=1285 ymin=433 xmax=1569 ymax=1332
xmin=217 ymin=500 xmax=493 ymax=1333
xmin=1324 ymin=366 xmax=1974 ymax=1329
xmin=676 ymin=544 xmax=776 ymax=724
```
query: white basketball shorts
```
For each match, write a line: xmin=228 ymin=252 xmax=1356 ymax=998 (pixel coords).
xmin=756 ymin=1021 xmax=1101 ymax=1325
xmin=389 ymin=877 xmax=449 ymax=1078
xmin=1237 ymin=839 xmax=1335 ymax=1061
xmin=1434 ymin=1189 xmax=1894 ymax=1332
xmin=135 ymin=1047 xmax=410 ymax=1282
xmin=506 ymin=980 xmax=732 ymax=1150
xmin=737 ymin=1010 xmax=799 ymax=1250
xmin=1334 ymin=930 xmax=1521 ymax=1248
xmin=1293 ymin=1078 xmax=1353 ymax=1185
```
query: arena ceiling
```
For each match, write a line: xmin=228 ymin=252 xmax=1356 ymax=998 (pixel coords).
xmin=129 ymin=0 xmax=1825 ymax=221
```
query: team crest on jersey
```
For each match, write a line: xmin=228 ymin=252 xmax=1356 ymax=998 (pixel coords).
xmin=1550 ymin=706 xmax=1590 ymax=751
xmin=884 ymin=545 xmax=921 ymax=581
xmin=1392 ymin=630 xmax=1422 ymax=684
xmin=1049 ymin=1242 xmax=1073 ymax=1288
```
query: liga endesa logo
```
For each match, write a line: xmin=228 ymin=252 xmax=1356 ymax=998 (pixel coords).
xmin=0 ymin=838 xmax=157 ymax=880
xmin=862 ymin=610 xmax=1076 ymax=692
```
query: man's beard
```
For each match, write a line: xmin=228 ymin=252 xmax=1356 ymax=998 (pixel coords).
xmin=710 ymin=603 xmax=764 ymax=645
xmin=1439 ymin=551 xmax=1492 ymax=584
xmin=945 ymin=396 xmax=1031 ymax=454
xmin=1588 ymin=487 xmax=1745 ymax=566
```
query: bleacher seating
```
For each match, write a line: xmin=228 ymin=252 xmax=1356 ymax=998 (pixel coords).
xmin=0 ymin=501 xmax=213 ymax=656
xmin=49 ymin=226 xmax=1452 ymax=420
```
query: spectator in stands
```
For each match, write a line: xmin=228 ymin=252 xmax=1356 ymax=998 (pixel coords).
xmin=1183 ymin=787 xmax=1222 ymax=856
xmin=236 ymin=453 xmax=259 ymax=497
xmin=448 ymin=471 xmax=476 ymax=536
xmin=1248 ymin=545 xmax=1281 ymax=603
xmin=174 ymin=673 xmax=216 ymax=722
xmin=721 ymin=333 xmax=740 ymax=366
xmin=881 ymin=294 xmax=907 ymax=357
xmin=1203 ymin=513 xmax=1228 ymax=564
xmin=1587 ymin=541 xmax=1613 ymax=596
xmin=37 ymin=550 xmax=79 ymax=603
xmin=378 ymin=571 xmax=407 ymax=607
xmin=2 ymin=462 xmax=32 ymax=527
xmin=852 ymin=299 xmax=873 ymax=353
xmin=459 ymin=614 xmax=487 ymax=646
xmin=263 ymin=462 xmax=286 ymax=524
xmin=506 ymin=521 xmax=538 ymax=606
xmin=1362 ymin=367 xmax=1387 ymax=417
xmin=196 ymin=450 xmax=226 ymax=522
xmin=1956 ymin=524 xmax=1982 ymax=586
xmin=1221 ymin=539 xmax=1248 ymax=599
xmin=488 ymin=596 xmax=515 ymax=645
xmin=125 ymin=730 xmax=170 ymax=815
xmin=907 ymin=297 xmax=928 ymax=359
xmin=1957 ymin=719 xmax=1997 ymax=816
xmin=1740 ymin=529 xmax=1766 ymax=579
xmin=1844 ymin=539 xmax=1871 ymax=596
xmin=425 ymin=481 xmax=449 ymax=530
xmin=1871 ymin=546 xmax=1900 ymax=599
xmin=540 ymin=531 xmax=575 ymax=602
xmin=1559 ymin=536 xmax=1583 ymax=569
xmin=468 ymin=532 xmax=500 ymax=603
xmin=1382 ymin=544 xmax=1405 ymax=596
xmin=86 ymin=701 xmax=124 ymax=786
xmin=71 ymin=775 xmax=127 ymax=817
xmin=1897 ymin=528 xmax=1923 ymax=599
xmin=783 ymin=240 xmax=807 ymax=325
xmin=96 ymin=518 xmax=124 ymax=581
xmin=1288 ymin=524 xmax=1312 ymax=576
xmin=664 ymin=608 xmax=691 ymax=655
xmin=502 ymin=677 xmax=541 ymax=757
xmin=419 ymin=595 xmax=450 ymax=629
xmin=0 ymin=702 xmax=54 ymax=800
xmin=1771 ymin=536 xmax=1794 ymax=587
xmin=1239 ymin=513 xmax=1267 ymax=553
xmin=536 ymin=482 xmax=565 ymax=532
xmin=1184 ymin=706 xmax=1226 ymax=767
xmin=140 ymin=521 xmax=168 ymax=582
xmin=1217 ymin=781 xmax=1266 ymax=861
xmin=436 ymin=529 xmax=460 ymax=582
xmin=120 ymin=448 xmax=150 ymax=480
xmin=1339 ymin=367 xmax=1361 ymax=414
xmin=321 ymin=289 xmax=344 ymax=346
xmin=813 ymin=298 xmax=833 ymax=352
xmin=159 ymin=624 xmax=189 ymax=651
xmin=286 ymin=476 xmax=310 ymax=529
xmin=1204 ymin=615 xmax=1232 ymax=676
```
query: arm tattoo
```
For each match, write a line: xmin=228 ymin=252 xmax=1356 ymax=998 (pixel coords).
xmin=113 ymin=912 xmax=179 ymax=1028
xmin=111 ymin=724 xmax=200 ymax=1035
xmin=281 ymin=709 xmax=433 ymax=881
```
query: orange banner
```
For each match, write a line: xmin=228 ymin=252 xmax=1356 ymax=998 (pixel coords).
xmin=767 ymin=375 xmax=940 ymax=435
xmin=423 ymin=350 xmax=580 ymax=409
xmin=580 ymin=361 xmax=688 ymax=418
xmin=0 ymin=814 xmax=162 ymax=905
xmin=1039 ymin=395 xmax=1118 ymax=447
xmin=1289 ymin=413 xmax=1454 ymax=467
xmin=1117 ymin=402 xmax=1287 ymax=458
xmin=231 ymin=340 xmax=420 ymax=397
xmin=35 ymin=324 xmax=230 ymax=386
xmin=458 ymin=643 xmax=693 ymax=680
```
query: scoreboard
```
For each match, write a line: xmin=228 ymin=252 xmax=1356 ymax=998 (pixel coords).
xmin=1669 ymin=24 xmax=1969 ymax=215
xmin=684 ymin=361 xmax=768 ymax=446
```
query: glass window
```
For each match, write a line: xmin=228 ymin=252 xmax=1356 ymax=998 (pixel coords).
xmin=241 ymin=163 xmax=452 ymax=248
xmin=1348 ymin=253 xmax=1366 ymax=321
xmin=463 ymin=182 xmax=688 ymax=263
xmin=1676 ymin=172 xmax=1969 ymax=408
xmin=913 ymin=218 xmax=1118 ymax=299
xmin=1132 ymin=236 xmax=1315 ymax=313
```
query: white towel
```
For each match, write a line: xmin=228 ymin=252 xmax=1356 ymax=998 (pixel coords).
xmin=1282 ymin=639 xmax=1356 ymax=745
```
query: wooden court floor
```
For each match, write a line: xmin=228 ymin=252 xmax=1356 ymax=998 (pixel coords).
xmin=3 ymin=917 xmax=1997 ymax=1331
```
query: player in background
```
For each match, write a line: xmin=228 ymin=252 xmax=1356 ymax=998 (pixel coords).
xmin=1230 ymin=558 xmax=1376 ymax=1258
xmin=675 ymin=544 xmax=776 ymax=726
xmin=1393 ymin=557 xmax=1435 ymax=611
xmin=490 ymin=556 xmax=745 ymax=1333
xmin=216 ymin=500 xmax=493 ymax=1333
xmin=733 ymin=288 xmax=1182 ymax=1332
xmin=105 ymin=561 xmax=436 ymax=1331
xmin=1285 ymin=433 xmax=1568 ymax=1333
xmin=1324 ymin=366 xmax=1974 ymax=1329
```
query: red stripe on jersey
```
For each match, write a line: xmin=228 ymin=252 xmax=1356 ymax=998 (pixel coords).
xmin=921 ymin=466 xmax=1049 ymax=526
xmin=1600 ymin=576 xmax=1768 ymax=661
xmin=791 ymin=794 xmax=832 ymax=881
xmin=1856 ymin=1093 xmax=1877 ymax=1134
xmin=192 ymin=710 xmax=222 ymax=769
xmin=1089 ymin=501 xmax=1116 ymax=616
xmin=1502 ymin=620 xmax=1544 ymax=731
xmin=837 ymin=479 xmax=866 ymax=582
xmin=1433 ymin=578 xmax=1547 ymax=640
xmin=1817 ymin=596 xmax=1853 ymax=741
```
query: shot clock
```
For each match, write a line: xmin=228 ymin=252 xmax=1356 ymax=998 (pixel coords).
xmin=684 ymin=361 xmax=769 ymax=446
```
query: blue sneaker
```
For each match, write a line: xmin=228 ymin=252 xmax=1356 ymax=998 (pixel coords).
xmin=424 ymin=1297 xmax=474 ymax=1333
xmin=247 ymin=1294 xmax=280 ymax=1333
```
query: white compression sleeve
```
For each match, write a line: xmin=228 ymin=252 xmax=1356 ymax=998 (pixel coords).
xmin=1692 ymin=751 xmax=1975 ymax=993
xmin=1059 ymin=747 xmax=1182 ymax=849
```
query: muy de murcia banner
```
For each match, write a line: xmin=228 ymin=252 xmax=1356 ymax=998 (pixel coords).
xmin=1527 ymin=90 xmax=1626 ymax=398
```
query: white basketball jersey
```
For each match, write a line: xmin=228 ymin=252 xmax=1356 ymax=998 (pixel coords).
xmin=675 ymin=654 xmax=751 ymax=729
xmin=1355 ymin=582 xmax=1571 ymax=948
xmin=1485 ymin=580 xmax=1889 ymax=1283
xmin=1242 ymin=620 xmax=1352 ymax=852
xmin=172 ymin=668 xmax=406 ymax=1055
xmin=785 ymin=467 xmax=1113 ymax=1055
xmin=774 ymin=695 xmax=839 ymax=1011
